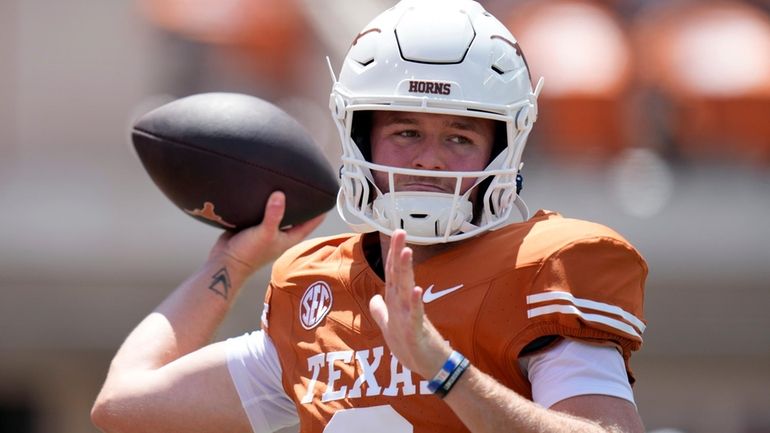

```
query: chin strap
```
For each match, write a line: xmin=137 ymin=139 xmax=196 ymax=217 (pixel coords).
xmin=372 ymin=192 xmax=474 ymax=239
xmin=337 ymin=172 xmax=531 ymax=241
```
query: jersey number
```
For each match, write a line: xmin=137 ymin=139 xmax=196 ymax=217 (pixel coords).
xmin=324 ymin=405 xmax=412 ymax=433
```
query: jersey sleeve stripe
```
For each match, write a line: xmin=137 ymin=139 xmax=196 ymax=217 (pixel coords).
xmin=527 ymin=304 xmax=643 ymax=340
xmin=526 ymin=291 xmax=646 ymax=333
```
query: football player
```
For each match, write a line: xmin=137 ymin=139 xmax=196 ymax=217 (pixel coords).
xmin=92 ymin=1 xmax=647 ymax=432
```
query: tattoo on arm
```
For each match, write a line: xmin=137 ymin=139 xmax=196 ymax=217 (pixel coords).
xmin=209 ymin=267 xmax=231 ymax=299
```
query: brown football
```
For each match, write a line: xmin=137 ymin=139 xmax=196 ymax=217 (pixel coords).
xmin=131 ymin=92 xmax=338 ymax=230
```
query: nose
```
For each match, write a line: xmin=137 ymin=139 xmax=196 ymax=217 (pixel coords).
xmin=411 ymin=136 xmax=446 ymax=170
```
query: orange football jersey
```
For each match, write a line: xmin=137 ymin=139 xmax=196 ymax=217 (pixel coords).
xmin=263 ymin=210 xmax=647 ymax=433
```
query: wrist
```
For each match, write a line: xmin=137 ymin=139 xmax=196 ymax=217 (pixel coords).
xmin=421 ymin=344 xmax=454 ymax=379
xmin=416 ymin=320 xmax=454 ymax=378
xmin=426 ymin=350 xmax=471 ymax=398
xmin=202 ymin=253 xmax=253 ymax=292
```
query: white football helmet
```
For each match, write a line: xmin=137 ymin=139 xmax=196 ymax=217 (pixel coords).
xmin=330 ymin=0 xmax=543 ymax=245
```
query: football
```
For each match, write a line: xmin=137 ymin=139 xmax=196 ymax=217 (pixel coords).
xmin=131 ymin=92 xmax=339 ymax=231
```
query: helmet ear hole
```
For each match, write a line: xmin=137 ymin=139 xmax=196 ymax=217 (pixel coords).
xmin=490 ymin=121 xmax=507 ymax=162
xmin=351 ymin=111 xmax=374 ymax=161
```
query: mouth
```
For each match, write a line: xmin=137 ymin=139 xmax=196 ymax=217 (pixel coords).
xmin=397 ymin=182 xmax=452 ymax=193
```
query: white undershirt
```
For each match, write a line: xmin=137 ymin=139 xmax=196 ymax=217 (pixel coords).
xmin=518 ymin=338 xmax=635 ymax=409
xmin=226 ymin=331 xmax=635 ymax=432
xmin=226 ymin=331 xmax=299 ymax=432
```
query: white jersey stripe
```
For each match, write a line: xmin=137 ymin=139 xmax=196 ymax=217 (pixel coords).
xmin=527 ymin=304 xmax=643 ymax=340
xmin=527 ymin=291 xmax=646 ymax=333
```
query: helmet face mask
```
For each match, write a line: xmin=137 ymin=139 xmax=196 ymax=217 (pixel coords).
xmin=331 ymin=0 xmax=543 ymax=245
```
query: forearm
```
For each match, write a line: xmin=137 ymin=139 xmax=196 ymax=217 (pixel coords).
xmin=108 ymin=254 xmax=251 ymax=372
xmin=92 ymin=194 xmax=323 ymax=433
xmin=92 ymin=255 xmax=253 ymax=432
xmin=443 ymin=366 xmax=619 ymax=433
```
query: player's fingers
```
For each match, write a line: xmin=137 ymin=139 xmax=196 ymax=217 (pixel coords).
xmin=387 ymin=230 xmax=410 ymax=304
xmin=388 ymin=230 xmax=406 ymax=277
xmin=384 ymin=234 xmax=399 ymax=303
xmin=398 ymin=247 xmax=416 ymax=304
xmin=393 ymin=229 xmax=407 ymax=251
xmin=411 ymin=286 xmax=425 ymax=324
xmin=369 ymin=294 xmax=389 ymax=330
xmin=260 ymin=191 xmax=286 ymax=232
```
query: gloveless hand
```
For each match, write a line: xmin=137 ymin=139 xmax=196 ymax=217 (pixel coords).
xmin=208 ymin=191 xmax=326 ymax=277
xmin=369 ymin=229 xmax=454 ymax=379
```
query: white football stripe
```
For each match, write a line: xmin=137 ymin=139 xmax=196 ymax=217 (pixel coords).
xmin=527 ymin=291 xmax=646 ymax=333
xmin=527 ymin=304 xmax=643 ymax=340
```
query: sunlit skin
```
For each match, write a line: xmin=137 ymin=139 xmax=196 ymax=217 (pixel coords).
xmin=368 ymin=111 xmax=496 ymax=196
xmin=368 ymin=111 xmax=495 ymax=377
xmin=92 ymin=110 xmax=644 ymax=433
xmin=367 ymin=112 xmax=645 ymax=433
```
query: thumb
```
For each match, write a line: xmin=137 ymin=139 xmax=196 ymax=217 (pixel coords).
xmin=369 ymin=294 xmax=389 ymax=330
xmin=260 ymin=191 xmax=287 ymax=231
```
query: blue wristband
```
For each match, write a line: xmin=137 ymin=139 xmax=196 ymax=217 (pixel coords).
xmin=435 ymin=357 xmax=470 ymax=398
xmin=427 ymin=351 xmax=465 ymax=394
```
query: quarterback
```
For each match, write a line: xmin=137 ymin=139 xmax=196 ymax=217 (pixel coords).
xmin=92 ymin=1 xmax=647 ymax=432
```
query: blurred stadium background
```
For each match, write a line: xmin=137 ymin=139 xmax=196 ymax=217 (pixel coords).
xmin=1 ymin=0 xmax=769 ymax=432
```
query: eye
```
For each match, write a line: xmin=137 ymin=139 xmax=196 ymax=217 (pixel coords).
xmin=448 ymin=135 xmax=472 ymax=145
xmin=397 ymin=130 xmax=419 ymax=138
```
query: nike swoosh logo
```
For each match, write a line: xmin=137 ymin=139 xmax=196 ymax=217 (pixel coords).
xmin=422 ymin=284 xmax=464 ymax=303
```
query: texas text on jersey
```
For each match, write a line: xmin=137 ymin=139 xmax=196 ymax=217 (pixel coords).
xmin=263 ymin=210 xmax=647 ymax=433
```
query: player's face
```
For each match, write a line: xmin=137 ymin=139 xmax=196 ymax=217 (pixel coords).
xmin=369 ymin=111 xmax=495 ymax=195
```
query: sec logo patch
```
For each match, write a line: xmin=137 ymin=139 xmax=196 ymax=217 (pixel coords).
xmin=300 ymin=281 xmax=333 ymax=330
